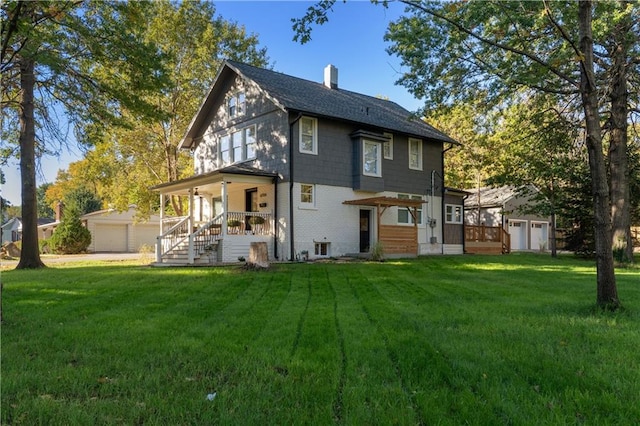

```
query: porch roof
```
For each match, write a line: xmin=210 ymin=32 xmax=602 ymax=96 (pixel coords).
xmin=150 ymin=164 xmax=278 ymax=195
xmin=343 ymin=196 xmax=425 ymax=208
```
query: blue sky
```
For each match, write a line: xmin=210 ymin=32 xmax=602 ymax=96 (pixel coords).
xmin=2 ymin=0 xmax=419 ymax=206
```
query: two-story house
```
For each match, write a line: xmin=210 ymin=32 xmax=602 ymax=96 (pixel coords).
xmin=151 ymin=61 xmax=460 ymax=265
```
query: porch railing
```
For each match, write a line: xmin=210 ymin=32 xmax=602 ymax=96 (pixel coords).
xmin=225 ymin=211 xmax=272 ymax=236
xmin=156 ymin=215 xmax=189 ymax=262
xmin=190 ymin=214 xmax=224 ymax=259
xmin=157 ymin=212 xmax=273 ymax=263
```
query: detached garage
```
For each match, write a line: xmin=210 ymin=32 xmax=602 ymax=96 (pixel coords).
xmin=82 ymin=206 xmax=160 ymax=253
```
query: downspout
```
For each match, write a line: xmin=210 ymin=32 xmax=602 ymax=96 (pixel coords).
xmin=289 ymin=112 xmax=303 ymax=261
xmin=273 ymin=176 xmax=278 ymax=259
xmin=441 ymin=143 xmax=455 ymax=254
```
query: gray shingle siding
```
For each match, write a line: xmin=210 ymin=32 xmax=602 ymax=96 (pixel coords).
xmin=184 ymin=61 xmax=453 ymax=198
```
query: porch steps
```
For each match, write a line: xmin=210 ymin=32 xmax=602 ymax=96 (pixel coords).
xmin=157 ymin=240 xmax=219 ymax=266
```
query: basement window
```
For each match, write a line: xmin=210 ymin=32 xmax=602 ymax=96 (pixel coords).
xmin=315 ymin=242 xmax=330 ymax=257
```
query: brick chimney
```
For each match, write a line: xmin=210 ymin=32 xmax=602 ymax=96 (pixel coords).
xmin=323 ymin=64 xmax=338 ymax=89
xmin=55 ymin=201 xmax=63 ymax=222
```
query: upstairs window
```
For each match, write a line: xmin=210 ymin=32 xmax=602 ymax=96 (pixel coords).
xmin=232 ymin=130 xmax=243 ymax=162
xmin=228 ymin=92 xmax=245 ymax=118
xmin=383 ymin=132 xmax=393 ymax=160
xmin=245 ymin=126 xmax=256 ymax=160
xmin=215 ymin=125 xmax=256 ymax=167
xmin=408 ymin=138 xmax=423 ymax=170
xmin=220 ymin=135 xmax=231 ymax=165
xmin=299 ymin=117 xmax=318 ymax=154
xmin=363 ymin=140 xmax=381 ymax=177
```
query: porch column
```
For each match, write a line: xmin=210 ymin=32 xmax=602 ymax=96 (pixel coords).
xmin=156 ymin=193 xmax=165 ymax=263
xmin=221 ymin=181 xmax=228 ymax=237
xmin=188 ymin=188 xmax=195 ymax=264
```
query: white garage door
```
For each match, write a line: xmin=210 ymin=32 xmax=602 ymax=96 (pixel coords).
xmin=531 ymin=222 xmax=549 ymax=251
xmin=94 ymin=224 xmax=128 ymax=252
xmin=509 ymin=220 xmax=527 ymax=251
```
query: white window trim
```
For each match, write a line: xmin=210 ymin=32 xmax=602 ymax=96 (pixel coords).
xmin=228 ymin=91 xmax=246 ymax=118
xmin=299 ymin=116 xmax=318 ymax=155
xmin=383 ymin=132 xmax=393 ymax=160
xmin=314 ymin=242 xmax=330 ymax=257
xmin=215 ymin=125 xmax=256 ymax=167
xmin=362 ymin=139 xmax=382 ymax=177
xmin=299 ymin=183 xmax=316 ymax=209
xmin=408 ymin=138 xmax=423 ymax=170
xmin=445 ymin=204 xmax=463 ymax=224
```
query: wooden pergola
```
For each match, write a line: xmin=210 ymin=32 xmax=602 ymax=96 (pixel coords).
xmin=343 ymin=196 xmax=425 ymax=255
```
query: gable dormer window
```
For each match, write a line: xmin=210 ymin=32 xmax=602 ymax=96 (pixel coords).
xmin=228 ymin=92 xmax=245 ymax=118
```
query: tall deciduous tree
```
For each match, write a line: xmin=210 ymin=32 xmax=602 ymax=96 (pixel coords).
xmin=88 ymin=0 xmax=269 ymax=218
xmin=1 ymin=0 xmax=168 ymax=269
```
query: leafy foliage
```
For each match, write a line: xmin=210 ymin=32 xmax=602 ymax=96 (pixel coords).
xmin=48 ymin=205 xmax=91 ymax=254
xmin=2 ymin=0 xmax=169 ymax=268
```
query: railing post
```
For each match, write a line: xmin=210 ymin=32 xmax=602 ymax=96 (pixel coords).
xmin=156 ymin=236 xmax=162 ymax=263
xmin=221 ymin=181 xmax=228 ymax=237
xmin=188 ymin=234 xmax=194 ymax=264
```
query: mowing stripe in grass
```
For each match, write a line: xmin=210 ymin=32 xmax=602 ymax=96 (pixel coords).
xmin=327 ymin=268 xmax=347 ymax=424
xmin=346 ymin=267 xmax=425 ymax=425
xmin=289 ymin=268 xmax=311 ymax=359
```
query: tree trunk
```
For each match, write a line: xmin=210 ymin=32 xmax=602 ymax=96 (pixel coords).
xmin=578 ymin=1 xmax=618 ymax=308
xmin=550 ymin=210 xmax=557 ymax=258
xmin=608 ymin=1 xmax=633 ymax=263
xmin=16 ymin=57 xmax=46 ymax=269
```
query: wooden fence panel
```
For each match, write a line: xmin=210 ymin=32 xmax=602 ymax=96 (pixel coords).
xmin=379 ymin=225 xmax=417 ymax=255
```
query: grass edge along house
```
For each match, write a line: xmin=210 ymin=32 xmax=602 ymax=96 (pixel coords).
xmin=151 ymin=61 xmax=461 ymax=265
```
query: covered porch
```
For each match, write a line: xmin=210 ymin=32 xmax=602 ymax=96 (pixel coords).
xmin=151 ymin=165 xmax=278 ymax=265
xmin=343 ymin=196 xmax=425 ymax=256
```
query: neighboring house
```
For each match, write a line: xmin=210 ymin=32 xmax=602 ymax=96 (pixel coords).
xmin=464 ymin=186 xmax=552 ymax=251
xmin=38 ymin=206 xmax=160 ymax=253
xmin=2 ymin=217 xmax=54 ymax=244
xmin=151 ymin=61 xmax=460 ymax=265
xmin=1 ymin=217 xmax=22 ymax=244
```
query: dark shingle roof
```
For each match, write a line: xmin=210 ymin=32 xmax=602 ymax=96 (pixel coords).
xmin=226 ymin=60 xmax=457 ymax=144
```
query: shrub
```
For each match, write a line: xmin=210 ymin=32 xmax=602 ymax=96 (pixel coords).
xmin=370 ymin=241 xmax=385 ymax=262
xmin=49 ymin=211 xmax=91 ymax=254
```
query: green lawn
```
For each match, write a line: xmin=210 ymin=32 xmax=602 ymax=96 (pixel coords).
xmin=2 ymin=254 xmax=639 ymax=425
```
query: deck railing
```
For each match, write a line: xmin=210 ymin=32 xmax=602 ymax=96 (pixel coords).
xmin=465 ymin=225 xmax=510 ymax=254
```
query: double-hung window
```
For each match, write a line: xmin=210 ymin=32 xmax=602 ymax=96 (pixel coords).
xmin=363 ymin=140 xmax=381 ymax=177
xmin=300 ymin=183 xmax=315 ymax=208
xmin=397 ymin=194 xmax=423 ymax=224
xmin=299 ymin=117 xmax=318 ymax=154
xmin=383 ymin=132 xmax=393 ymax=160
xmin=408 ymin=138 xmax=423 ymax=170
xmin=232 ymin=130 xmax=243 ymax=162
xmin=245 ymin=126 xmax=256 ymax=159
xmin=216 ymin=125 xmax=257 ymax=166
xmin=220 ymin=135 xmax=231 ymax=165
xmin=445 ymin=205 xmax=463 ymax=224
xmin=228 ymin=92 xmax=245 ymax=118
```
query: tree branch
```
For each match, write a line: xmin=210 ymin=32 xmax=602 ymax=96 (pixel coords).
xmin=399 ymin=0 xmax=580 ymax=88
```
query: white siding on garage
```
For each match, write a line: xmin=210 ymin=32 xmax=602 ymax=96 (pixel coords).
xmin=94 ymin=224 xmax=128 ymax=252
xmin=132 ymin=224 xmax=159 ymax=251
